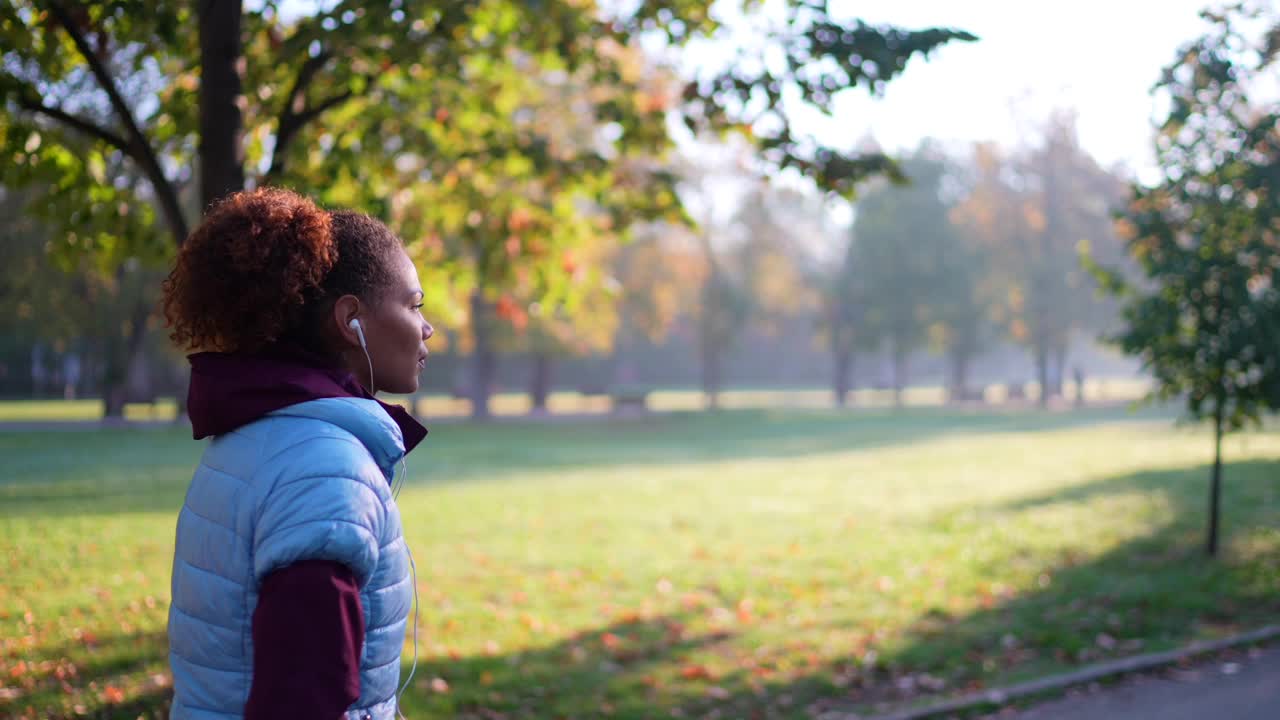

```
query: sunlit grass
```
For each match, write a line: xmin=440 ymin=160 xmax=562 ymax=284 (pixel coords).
xmin=0 ymin=399 xmax=178 ymax=422
xmin=2 ymin=402 xmax=1275 ymax=719
xmin=0 ymin=377 xmax=1150 ymax=423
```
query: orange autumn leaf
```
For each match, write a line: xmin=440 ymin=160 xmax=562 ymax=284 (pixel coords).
xmin=601 ymin=632 xmax=622 ymax=651
xmin=680 ymin=664 xmax=713 ymax=681
xmin=494 ymin=296 xmax=529 ymax=332
xmin=507 ymin=207 xmax=534 ymax=232
xmin=612 ymin=609 xmax=641 ymax=625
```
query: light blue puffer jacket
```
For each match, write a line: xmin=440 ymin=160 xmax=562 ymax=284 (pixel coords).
xmin=168 ymin=397 xmax=412 ymax=720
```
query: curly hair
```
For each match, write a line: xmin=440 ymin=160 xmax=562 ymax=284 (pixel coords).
xmin=319 ymin=211 xmax=402 ymax=308
xmin=162 ymin=188 xmax=404 ymax=354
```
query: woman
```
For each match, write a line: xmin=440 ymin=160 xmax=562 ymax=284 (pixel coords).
xmin=162 ymin=188 xmax=433 ymax=719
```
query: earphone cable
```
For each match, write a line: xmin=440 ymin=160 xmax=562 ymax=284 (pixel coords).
xmin=395 ymin=456 xmax=419 ymax=719
xmin=396 ymin=541 xmax=420 ymax=719
xmin=360 ymin=343 xmax=376 ymax=397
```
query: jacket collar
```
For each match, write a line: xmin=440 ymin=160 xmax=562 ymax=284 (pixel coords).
xmin=267 ymin=397 xmax=410 ymax=476
xmin=186 ymin=344 xmax=428 ymax=456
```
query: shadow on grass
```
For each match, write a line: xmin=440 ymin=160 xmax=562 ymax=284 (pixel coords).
xmin=0 ymin=404 xmax=1174 ymax=519
xmin=401 ymin=608 xmax=895 ymax=720
xmin=403 ymin=612 xmax=742 ymax=718
xmin=413 ymin=403 xmax=1177 ymax=485
xmin=0 ymin=427 xmax=197 ymax=518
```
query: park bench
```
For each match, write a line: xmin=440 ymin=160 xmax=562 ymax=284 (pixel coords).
xmin=948 ymin=386 xmax=987 ymax=405
xmin=578 ymin=381 xmax=610 ymax=398
xmin=610 ymin=389 xmax=650 ymax=415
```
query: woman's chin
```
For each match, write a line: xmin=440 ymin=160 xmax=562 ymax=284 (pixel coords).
xmin=372 ymin=374 xmax=419 ymax=396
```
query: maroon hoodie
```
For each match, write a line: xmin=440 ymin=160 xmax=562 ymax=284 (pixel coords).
xmin=187 ymin=343 xmax=427 ymax=450
xmin=186 ymin=345 xmax=426 ymax=719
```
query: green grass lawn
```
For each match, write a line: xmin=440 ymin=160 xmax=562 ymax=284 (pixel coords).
xmin=2 ymin=404 xmax=1277 ymax=719
xmin=0 ymin=376 xmax=1151 ymax=423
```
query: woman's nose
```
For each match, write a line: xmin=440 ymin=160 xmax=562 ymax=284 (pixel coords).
xmin=422 ymin=320 xmax=434 ymax=340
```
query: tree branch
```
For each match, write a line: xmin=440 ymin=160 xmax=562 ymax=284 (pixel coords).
xmin=265 ymin=74 xmax=368 ymax=182
xmin=265 ymin=50 xmax=333 ymax=180
xmin=298 ymin=88 xmax=356 ymax=125
xmin=46 ymin=0 xmax=189 ymax=245
xmin=285 ymin=50 xmax=332 ymax=114
xmin=14 ymin=94 xmax=132 ymax=153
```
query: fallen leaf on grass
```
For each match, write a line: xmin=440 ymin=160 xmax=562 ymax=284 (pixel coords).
xmin=680 ymin=664 xmax=714 ymax=681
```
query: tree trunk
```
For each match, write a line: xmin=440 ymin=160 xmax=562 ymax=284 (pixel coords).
xmin=469 ymin=290 xmax=495 ymax=421
xmin=529 ymin=352 xmax=552 ymax=415
xmin=701 ymin=339 xmax=722 ymax=411
xmin=891 ymin=340 xmax=908 ymax=409
xmin=1207 ymin=399 xmax=1224 ymax=557
xmin=949 ymin=348 xmax=971 ymax=404
xmin=175 ymin=373 xmax=189 ymax=424
xmin=198 ymin=0 xmax=246 ymax=212
xmin=1050 ymin=343 xmax=1068 ymax=400
xmin=102 ymin=298 xmax=150 ymax=420
xmin=833 ymin=346 xmax=853 ymax=408
xmin=1034 ymin=341 xmax=1050 ymax=408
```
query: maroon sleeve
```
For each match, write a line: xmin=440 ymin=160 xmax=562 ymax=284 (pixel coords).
xmin=245 ymin=559 xmax=365 ymax=720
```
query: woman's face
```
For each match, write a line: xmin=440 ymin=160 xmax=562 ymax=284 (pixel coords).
xmin=357 ymin=249 xmax=433 ymax=395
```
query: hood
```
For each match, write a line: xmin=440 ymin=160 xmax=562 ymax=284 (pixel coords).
xmin=186 ymin=344 xmax=427 ymax=454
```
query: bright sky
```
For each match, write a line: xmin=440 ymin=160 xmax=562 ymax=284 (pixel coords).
xmin=785 ymin=0 xmax=1220 ymax=181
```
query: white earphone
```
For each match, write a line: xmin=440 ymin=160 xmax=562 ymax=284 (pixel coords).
xmin=348 ymin=317 xmax=375 ymax=395
xmin=348 ymin=317 xmax=367 ymax=349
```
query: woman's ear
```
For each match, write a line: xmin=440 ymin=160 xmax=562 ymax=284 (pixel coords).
xmin=332 ymin=295 xmax=363 ymax=349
